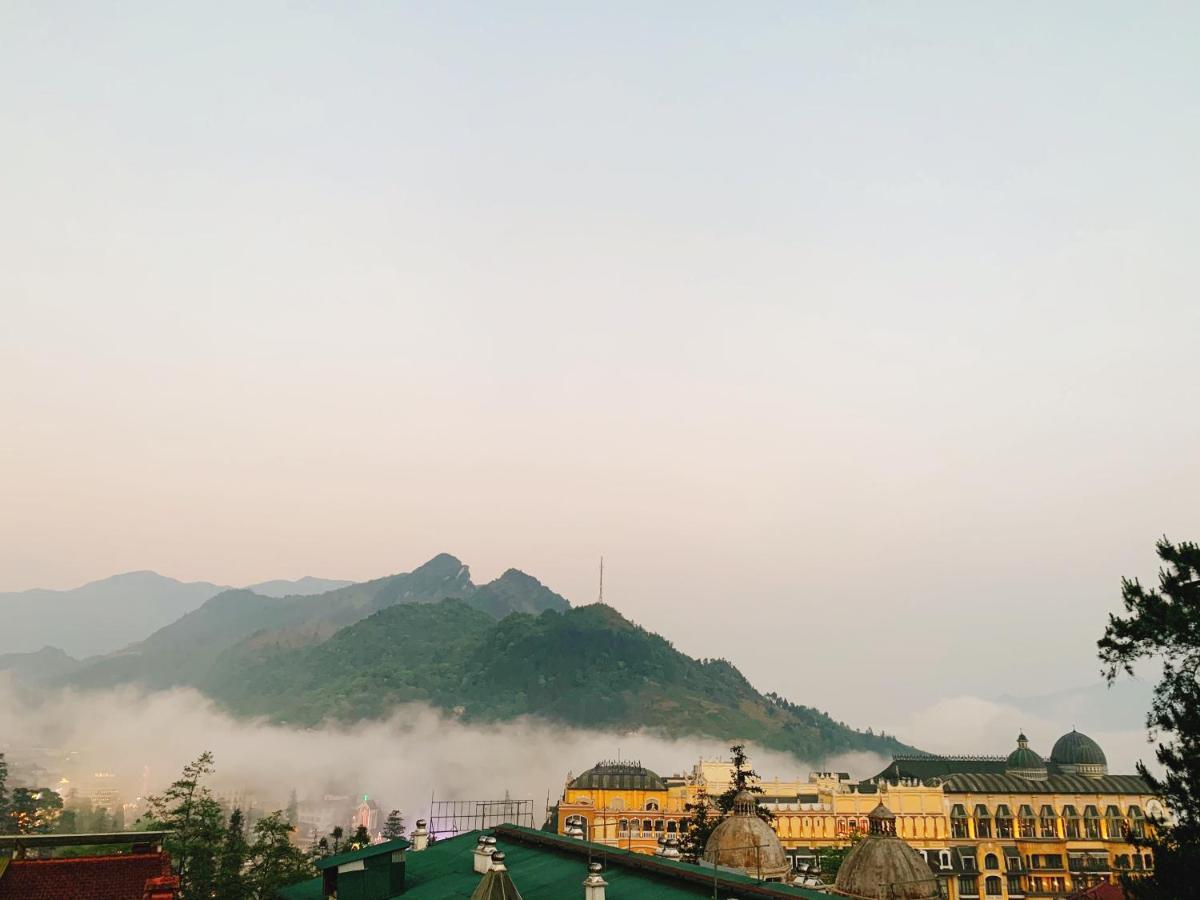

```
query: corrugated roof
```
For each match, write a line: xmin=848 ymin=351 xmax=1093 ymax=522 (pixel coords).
xmin=314 ymin=836 xmax=410 ymax=870
xmin=939 ymin=774 xmax=1153 ymax=795
xmin=569 ymin=762 xmax=667 ymax=792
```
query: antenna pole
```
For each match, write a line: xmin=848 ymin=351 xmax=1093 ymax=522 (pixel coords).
xmin=599 ymin=556 xmax=604 ymax=604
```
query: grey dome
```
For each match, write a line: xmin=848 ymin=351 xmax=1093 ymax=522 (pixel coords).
xmin=1050 ymin=730 xmax=1108 ymax=776
xmin=834 ymin=804 xmax=939 ymax=899
xmin=701 ymin=792 xmax=790 ymax=882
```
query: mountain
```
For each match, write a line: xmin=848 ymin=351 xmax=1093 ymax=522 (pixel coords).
xmin=0 ymin=571 xmax=228 ymax=657
xmin=62 ymin=554 xmax=567 ymax=691
xmin=242 ymin=576 xmax=354 ymax=597
xmin=0 ymin=646 xmax=83 ymax=681
xmin=201 ymin=599 xmax=913 ymax=760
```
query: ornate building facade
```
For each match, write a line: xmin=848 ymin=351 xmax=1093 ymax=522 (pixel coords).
xmin=553 ymin=730 xmax=1159 ymax=899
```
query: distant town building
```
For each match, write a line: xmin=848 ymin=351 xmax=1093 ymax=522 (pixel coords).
xmin=552 ymin=729 xmax=1158 ymax=898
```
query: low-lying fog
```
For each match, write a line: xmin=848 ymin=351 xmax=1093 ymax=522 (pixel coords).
xmin=0 ymin=679 xmax=886 ymax=821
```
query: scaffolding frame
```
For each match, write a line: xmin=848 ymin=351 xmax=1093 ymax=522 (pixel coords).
xmin=428 ymin=798 xmax=535 ymax=839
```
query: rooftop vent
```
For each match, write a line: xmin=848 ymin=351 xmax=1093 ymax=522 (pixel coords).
xmin=582 ymin=861 xmax=607 ymax=900
xmin=473 ymin=835 xmax=495 ymax=874
xmin=410 ymin=819 xmax=429 ymax=852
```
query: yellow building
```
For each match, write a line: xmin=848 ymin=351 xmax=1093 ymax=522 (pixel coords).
xmin=555 ymin=730 xmax=1159 ymax=899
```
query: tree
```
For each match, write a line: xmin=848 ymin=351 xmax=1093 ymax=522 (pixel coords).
xmin=7 ymin=788 xmax=63 ymax=834
xmin=715 ymin=743 xmax=773 ymax=824
xmin=285 ymin=789 xmax=298 ymax=827
xmin=679 ymin=787 xmax=715 ymax=864
xmin=350 ymin=824 xmax=370 ymax=848
xmin=146 ymin=752 xmax=225 ymax=898
xmin=216 ymin=808 xmax=250 ymax=900
xmin=382 ymin=809 xmax=405 ymax=841
xmin=329 ymin=825 xmax=344 ymax=854
xmin=247 ymin=811 xmax=315 ymax=900
xmin=1099 ymin=537 xmax=1200 ymax=898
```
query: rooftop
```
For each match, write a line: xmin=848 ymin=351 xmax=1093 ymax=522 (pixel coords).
xmin=279 ymin=824 xmax=827 ymax=900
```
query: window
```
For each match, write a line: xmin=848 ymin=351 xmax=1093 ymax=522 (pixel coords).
xmin=1004 ymin=854 xmax=1022 ymax=873
xmin=1062 ymin=804 xmax=1081 ymax=839
xmin=618 ymin=819 xmax=629 ymax=835
xmin=985 ymin=875 xmax=1002 ymax=897
xmin=961 ymin=853 xmax=977 ymax=872
xmin=984 ymin=853 xmax=999 ymax=870
xmin=645 ymin=799 xmax=659 ymax=811
xmin=940 ymin=850 xmax=952 ymax=870
xmin=1105 ymin=805 xmax=1124 ymax=840
xmin=654 ymin=818 xmax=664 ymax=833
xmin=951 ymin=804 xmax=970 ymax=839
xmin=958 ymin=875 xmax=979 ymax=897
xmin=666 ymin=820 xmax=677 ymax=834
xmin=1128 ymin=806 xmax=1146 ymax=839
xmin=974 ymin=804 xmax=992 ymax=838
xmin=1019 ymin=805 xmax=1037 ymax=839
xmin=1144 ymin=853 xmax=1153 ymax=869
xmin=1040 ymin=804 xmax=1058 ymax=838
xmin=642 ymin=818 xmax=652 ymax=833
xmin=995 ymin=804 xmax=1014 ymax=839
xmin=1084 ymin=806 xmax=1101 ymax=840
xmin=1007 ymin=874 xmax=1024 ymax=895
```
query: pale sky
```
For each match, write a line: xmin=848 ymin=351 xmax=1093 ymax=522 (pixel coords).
xmin=2 ymin=2 xmax=1197 ymax=730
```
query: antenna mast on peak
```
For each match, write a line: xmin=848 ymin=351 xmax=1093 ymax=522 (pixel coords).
xmin=598 ymin=556 xmax=604 ymax=604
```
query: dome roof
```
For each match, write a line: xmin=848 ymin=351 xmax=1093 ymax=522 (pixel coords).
xmin=1005 ymin=734 xmax=1047 ymax=779
xmin=1050 ymin=730 xmax=1108 ymax=772
xmin=834 ymin=804 xmax=939 ymax=899
xmin=701 ymin=792 xmax=790 ymax=882
xmin=568 ymin=761 xmax=666 ymax=791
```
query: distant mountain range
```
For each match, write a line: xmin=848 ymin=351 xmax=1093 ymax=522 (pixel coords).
xmin=1 ymin=554 xmax=912 ymax=761
xmin=0 ymin=572 xmax=352 ymax=657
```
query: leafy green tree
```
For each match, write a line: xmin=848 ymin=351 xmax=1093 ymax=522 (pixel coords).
xmin=216 ymin=808 xmax=250 ymax=900
xmin=8 ymin=788 xmax=63 ymax=834
xmin=381 ymin=809 xmax=405 ymax=841
xmin=328 ymin=825 xmax=344 ymax=854
xmin=350 ymin=824 xmax=370 ymax=848
xmin=247 ymin=811 xmax=315 ymax=900
xmin=715 ymin=743 xmax=773 ymax=824
xmin=146 ymin=752 xmax=225 ymax=897
xmin=1100 ymin=537 xmax=1200 ymax=898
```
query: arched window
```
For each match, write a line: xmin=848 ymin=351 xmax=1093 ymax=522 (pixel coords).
xmin=1039 ymin=805 xmax=1058 ymax=838
xmin=645 ymin=799 xmax=659 ymax=811
xmin=985 ymin=875 xmax=1002 ymax=896
xmin=654 ymin=819 xmax=664 ymax=833
xmin=974 ymin=804 xmax=992 ymax=839
xmin=618 ymin=819 xmax=629 ymax=834
xmin=1062 ymin=805 xmax=1081 ymax=839
xmin=1084 ymin=805 xmax=1101 ymax=840
xmin=642 ymin=818 xmax=652 ymax=833
xmin=995 ymin=805 xmax=1014 ymax=839
xmin=1128 ymin=806 xmax=1146 ymax=839
xmin=984 ymin=853 xmax=999 ymax=870
xmin=951 ymin=804 xmax=970 ymax=839
xmin=666 ymin=820 xmax=677 ymax=834
xmin=1018 ymin=805 xmax=1037 ymax=839
xmin=1105 ymin=805 xmax=1125 ymax=839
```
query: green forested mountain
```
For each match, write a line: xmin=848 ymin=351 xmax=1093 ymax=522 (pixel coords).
xmin=202 ymin=599 xmax=912 ymax=760
xmin=62 ymin=554 xmax=568 ymax=690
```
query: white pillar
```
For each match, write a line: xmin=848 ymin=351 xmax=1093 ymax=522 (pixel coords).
xmin=583 ymin=862 xmax=607 ymax=900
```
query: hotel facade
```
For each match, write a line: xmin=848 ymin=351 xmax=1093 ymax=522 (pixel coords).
xmin=553 ymin=729 xmax=1159 ymax=898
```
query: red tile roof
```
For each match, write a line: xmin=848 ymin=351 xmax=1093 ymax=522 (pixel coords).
xmin=0 ymin=852 xmax=172 ymax=900
xmin=1068 ymin=885 xmax=1126 ymax=900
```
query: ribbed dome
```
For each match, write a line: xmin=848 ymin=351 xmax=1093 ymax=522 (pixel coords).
xmin=1050 ymin=730 xmax=1108 ymax=775
xmin=833 ymin=804 xmax=939 ymax=899
xmin=701 ymin=792 xmax=790 ymax=882
xmin=569 ymin=761 xmax=666 ymax=791
xmin=1005 ymin=734 xmax=1047 ymax=780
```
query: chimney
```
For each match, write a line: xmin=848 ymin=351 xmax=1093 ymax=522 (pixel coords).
xmin=472 ymin=835 xmax=494 ymax=874
xmin=488 ymin=850 xmax=507 ymax=872
xmin=410 ymin=819 xmax=429 ymax=852
xmin=582 ymin=861 xmax=607 ymax=900
xmin=658 ymin=836 xmax=682 ymax=860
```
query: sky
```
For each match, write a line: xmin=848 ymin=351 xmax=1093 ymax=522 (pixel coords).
xmin=2 ymin=2 xmax=1197 ymax=737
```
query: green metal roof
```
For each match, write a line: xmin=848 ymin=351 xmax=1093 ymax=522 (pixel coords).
xmin=280 ymin=825 xmax=827 ymax=900
xmin=313 ymin=836 xmax=411 ymax=870
xmin=1050 ymin=730 xmax=1108 ymax=767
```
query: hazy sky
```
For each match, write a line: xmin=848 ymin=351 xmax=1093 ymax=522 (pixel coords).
xmin=2 ymin=2 xmax=1197 ymax=730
